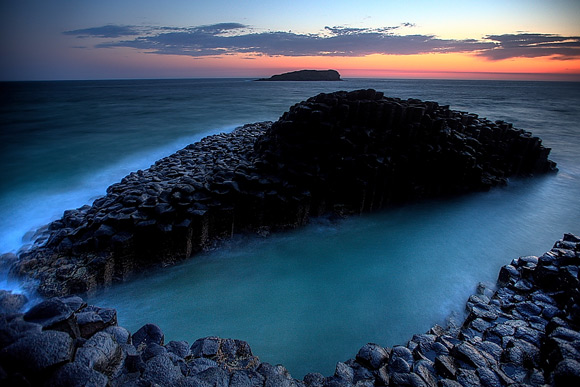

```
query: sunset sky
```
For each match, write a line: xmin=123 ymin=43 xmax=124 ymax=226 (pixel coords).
xmin=1 ymin=0 xmax=579 ymax=81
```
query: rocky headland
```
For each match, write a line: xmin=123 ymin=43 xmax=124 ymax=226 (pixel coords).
xmin=3 ymin=89 xmax=557 ymax=297
xmin=257 ymin=70 xmax=342 ymax=81
xmin=1 ymin=233 xmax=579 ymax=386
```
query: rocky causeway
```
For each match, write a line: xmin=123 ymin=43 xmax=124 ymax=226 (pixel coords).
xmin=3 ymin=89 xmax=557 ymax=298
xmin=1 ymin=88 xmax=575 ymax=386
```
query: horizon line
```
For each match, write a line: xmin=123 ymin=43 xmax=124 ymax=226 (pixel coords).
xmin=3 ymin=73 xmax=580 ymax=83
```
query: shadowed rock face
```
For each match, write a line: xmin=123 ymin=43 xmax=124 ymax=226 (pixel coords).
xmin=5 ymin=89 xmax=556 ymax=297
xmin=254 ymin=89 xmax=557 ymax=213
xmin=257 ymin=69 xmax=342 ymax=81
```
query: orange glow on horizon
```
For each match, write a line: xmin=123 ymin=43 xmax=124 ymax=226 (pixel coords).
xmin=73 ymin=46 xmax=580 ymax=81
xmin=214 ymin=52 xmax=580 ymax=80
xmin=155 ymin=51 xmax=580 ymax=81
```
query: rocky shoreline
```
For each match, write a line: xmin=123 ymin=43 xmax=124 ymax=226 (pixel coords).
xmin=3 ymin=89 xmax=557 ymax=297
xmin=1 ymin=233 xmax=579 ymax=386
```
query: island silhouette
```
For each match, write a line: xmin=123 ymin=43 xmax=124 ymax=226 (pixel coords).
xmin=256 ymin=69 xmax=341 ymax=81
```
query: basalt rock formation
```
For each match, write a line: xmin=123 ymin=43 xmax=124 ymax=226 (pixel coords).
xmin=5 ymin=89 xmax=557 ymax=297
xmin=257 ymin=69 xmax=341 ymax=81
xmin=254 ymin=89 xmax=556 ymax=212
xmin=1 ymin=233 xmax=579 ymax=386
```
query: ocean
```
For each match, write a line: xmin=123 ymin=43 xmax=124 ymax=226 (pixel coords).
xmin=1 ymin=78 xmax=579 ymax=378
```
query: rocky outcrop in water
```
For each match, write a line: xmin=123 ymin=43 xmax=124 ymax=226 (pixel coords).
xmin=5 ymin=89 xmax=557 ymax=297
xmin=257 ymin=69 xmax=342 ymax=81
xmin=1 ymin=233 xmax=578 ymax=386
xmin=254 ymin=89 xmax=556 ymax=213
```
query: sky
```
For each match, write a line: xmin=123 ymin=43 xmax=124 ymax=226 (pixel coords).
xmin=1 ymin=0 xmax=579 ymax=81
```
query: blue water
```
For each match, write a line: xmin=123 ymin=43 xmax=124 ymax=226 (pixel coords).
xmin=1 ymin=79 xmax=579 ymax=377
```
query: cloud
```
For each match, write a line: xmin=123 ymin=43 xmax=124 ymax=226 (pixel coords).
xmin=323 ymin=25 xmax=400 ymax=36
xmin=63 ymin=25 xmax=141 ymax=38
xmin=65 ymin=23 xmax=580 ymax=61
xmin=480 ymin=33 xmax=580 ymax=60
xmin=192 ymin=23 xmax=248 ymax=34
xmin=91 ymin=24 xmax=495 ymax=57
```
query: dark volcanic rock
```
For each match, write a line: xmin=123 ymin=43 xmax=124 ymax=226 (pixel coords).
xmin=0 ymin=233 xmax=579 ymax=386
xmin=356 ymin=343 xmax=390 ymax=369
xmin=6 ymin=91 xmax=557 ymax=297
xmin=133 ymin=323 xmax=165 ymax=347
xmin=254 ymin=89 xmax=556 ymax=214
xmin=47 ymin=362 xmax=108 ymax=387
xmin=142 ymin=354 xmax=183 ymax=385
xmin=257 ymin=69 xmax=341 ymax=81
xmin=0 ymin=290 xmax=28 ymax=314
xmin=0 ymin=330 xmax=74 ymax=374
xmin=24 ymin=297 xmax=81 ymax=338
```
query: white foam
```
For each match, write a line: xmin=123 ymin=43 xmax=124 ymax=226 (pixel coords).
xmin=0 ymin=127 xmax=235 ymax=255
xmin=0 ymin=275 xmax=25 ymax=294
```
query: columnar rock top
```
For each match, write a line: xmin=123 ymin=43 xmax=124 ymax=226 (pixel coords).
xmin=1 ymin=233 xmax=579 ymax=386
xmin=4 ymin=89 xmax=557 ymax=297
xmin=255 ymin=89 xmax=556 ymax=202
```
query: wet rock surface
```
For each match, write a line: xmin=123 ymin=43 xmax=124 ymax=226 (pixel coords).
xmin=4 ymin=89 xmax=557 ymax=297
xmin=1 ymin=234 xmax=578 ymax=385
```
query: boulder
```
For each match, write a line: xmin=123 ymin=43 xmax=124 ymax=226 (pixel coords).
xmin=187 ymin=357 xmax=219 ymax=374
xmin=142 ymin=342 xmax=167 ymax=361
xmin=0 ymin=290 xmax=28 ymax=314
xmin=303 ymin=372 xmax=326 ymax=387
xmin=46 ymin=362 xmax=108 ymax=387
xmin=552 ymin=358 xmax=580 ymax=386
xmin=77 ymin=305 xmax=117 ymax=338
xmin=333 ymin=361 xmax=354 ymax=383
xmin=0 ymin=330 xmax=74 ymax=374
xmin=142 ymin=354 xmax=184 ymax=385
xmin=191 ymin=336 xmax=220 ymax=358
xmin=166 ymin=340 xmax=192 ymax=359
xmin=104 ymin=325 xmax=131 ymax=345
xmin=75 ymin=331 xmax=123 ymax=376
xmin=452 ymin=342 xmax=488 ymax=368
xmin=229 ymin=369 xmax=264 ymax=387
xmin=24 ymin=298 xmax=74 ymax=328
xmin=434 ymin=355 xmax=457 ymax=379
xmin=356 ymin=343 xmax=390 ymax=369
xmin=132 ymin=323 xmax=164 ymax=348
xmin=195 ymin=365 xmax=230 ymax=386
xmin=0 ymin=313 xmax=42 ymax=349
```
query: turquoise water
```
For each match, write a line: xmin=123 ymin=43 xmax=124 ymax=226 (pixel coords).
xmin=1 ymin=79 xmax=579 ymax=377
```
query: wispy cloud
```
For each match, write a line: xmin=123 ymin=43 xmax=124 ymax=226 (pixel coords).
xmin=63 ymin=25 xmax=142 ymax=38
xmin=481 ymin=33 xmax=580 ymax=60
xmin=64 ymin=23 xmax=580 ymax=60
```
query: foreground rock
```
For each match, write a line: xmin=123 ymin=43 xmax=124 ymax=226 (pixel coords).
xmin=5 ymin=89 xmax=557 ymax=297
xmin=257 ymin=69 xmax=342 ymax=81
xmin=1 ymin=233 xmax=578 ymax=386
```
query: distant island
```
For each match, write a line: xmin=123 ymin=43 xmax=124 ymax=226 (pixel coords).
xmin=256 ymin=69 xmax=342 ymax=81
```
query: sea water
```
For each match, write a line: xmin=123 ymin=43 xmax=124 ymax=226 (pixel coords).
xmin=1 ymin=79 xmax=579 ymax=377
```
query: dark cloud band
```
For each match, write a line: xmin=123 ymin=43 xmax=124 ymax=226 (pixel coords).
xmin=481 ymin=33 xmax=580 ymax=60
xmin=64 ymin=23 xmax=580 ymax=60
xmin=63 ymin=25 xmax=142 ymax=38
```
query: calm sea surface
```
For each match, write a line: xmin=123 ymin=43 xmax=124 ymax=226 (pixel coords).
xmin=1 ymin=78 xmax=579 ymax=377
